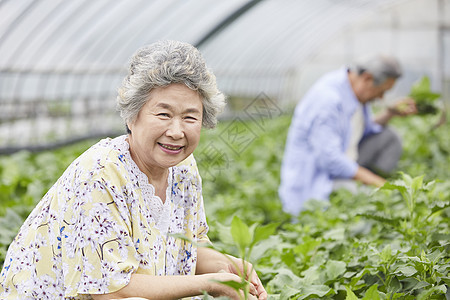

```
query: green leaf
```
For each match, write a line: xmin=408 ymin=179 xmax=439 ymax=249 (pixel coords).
xmin=413 ymin=76 xmax=431 ymax=90
xmin=409 ymin=76 xmax=441 ymax=114
xmin=387 ymin=276 xmax=402 ymax=294
xmin=230 ymin=216 xmax=251 ymax=255
xmin=345 ymin=286 xmax=359 ymax=300
xmin=396 ymin=265 xmax=417 ymax=277
xmin=409 ymin=76 xmax=441 ymax=103
xmin=279 ymin=285 xmax=301 ymax=299
xmin=325 ymin=260 xmax=347 ymax=281
xmin=323 ymin=227 xmax=345 ymax=240
xmin=297 ymin=284 xmax=332 ymax=299
xmin=379 ymin=244 xmax=393 ymax=263
xmin=201 ymin=291 xmax=229 ymax=300
xmin=280 ymin=249 xmax=296 ymax=268
xmin=380 ymin=181 xmax=411 ymax=207
xmin=429 ymin=201 xmax=450 ymax=215
xmin=411 ymin=175 xmax=424 ymax=192
xmin=409 ymin=280 xmax=430 ymax=292
xmin=250 ymin=235 xmax=282 ymax=262
xmin=362 ymin=284 xmax=380 ymax=300
xmin=431 ymin=233 xmax=450 ymax=241
xmin=251 ymin=222 xmax=279 ymax=247
xmin=214 ymin=222 xmax=235 ymax=245
xmin=267 ymin=268 xmax=303 ymax=289
xmin=427 ymin=249 xmax=443 ymax=263
xmin=382 ymin=181 xmax=408 ymax=195
xmin=302 ymin=265 xmax=321 ymax=285
xmin=416 ymin=284 xmax=447 ymax=300
xmin=211 ymin=279 xmax=248 ymax=292
xmin=294 ymin=236 xmax=321 ymax=257
xmin=422 ymin=180 xmax=436 ymax=191
xmin=401 ymin=172 xmax=413 ymax=185
xmin=357 ymin=213 xmax=400 ymax=227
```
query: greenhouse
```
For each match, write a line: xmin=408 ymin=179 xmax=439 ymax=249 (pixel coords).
xmin=1 ymin=0 xmax=449 ymax=299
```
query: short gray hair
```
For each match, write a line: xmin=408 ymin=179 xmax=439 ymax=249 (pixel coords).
xmin=117 ymin=40 xmax=226 ymax=129
xmin=352 ymin=54 xmax=403 ymax=86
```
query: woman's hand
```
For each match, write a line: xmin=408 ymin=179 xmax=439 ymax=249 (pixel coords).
xmin=196 ymin=246 xmax=268 ymax=300
xmin=205 ymin=272 xmax=259 ymax=300
xmin=222 ymin=255 xmax=268 ymax=300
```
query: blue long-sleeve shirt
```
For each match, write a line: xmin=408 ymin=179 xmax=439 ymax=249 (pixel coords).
xmin=279 ymin=68 xmax=382 ymax=215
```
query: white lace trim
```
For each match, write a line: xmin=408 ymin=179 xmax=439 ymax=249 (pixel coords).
xmin=113 ymin=135 xmax=173 ymax=234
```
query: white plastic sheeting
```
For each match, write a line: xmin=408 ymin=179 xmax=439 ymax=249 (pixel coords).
xmin=0 ymin=0 xmax=449 ymax=150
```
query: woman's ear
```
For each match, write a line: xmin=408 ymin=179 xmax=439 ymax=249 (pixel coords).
xmin=126 ymin=120 xmax=134 ymax=134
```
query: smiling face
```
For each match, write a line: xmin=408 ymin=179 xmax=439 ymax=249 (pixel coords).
xmin=127 ymin=83 xmax=203 ymax=177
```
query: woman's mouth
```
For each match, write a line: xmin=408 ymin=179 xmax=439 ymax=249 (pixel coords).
xmin=158 ymin=143 xmax=184 ymax=153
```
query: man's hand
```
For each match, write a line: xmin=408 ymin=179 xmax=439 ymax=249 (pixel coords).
xmin=388 ymin=97 xmax=417 ymax=116
xmin=375 ymin=97 xmax=417 ymax=125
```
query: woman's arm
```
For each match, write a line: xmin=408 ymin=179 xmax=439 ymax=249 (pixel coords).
xmin=196 ymin=244 xmax=230 ymax=274
xmin=91 ymin=272 xmax=246 ymax=300
xmin=91 ymin=245 xmax=265 ymax=300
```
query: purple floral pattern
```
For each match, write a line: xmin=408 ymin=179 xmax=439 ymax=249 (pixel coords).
xmin=0 ymin=135 xmax=209 ymax=299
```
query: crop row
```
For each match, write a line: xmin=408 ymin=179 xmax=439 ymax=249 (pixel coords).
xmin=0 ymin=112 xmax=449 ymax=298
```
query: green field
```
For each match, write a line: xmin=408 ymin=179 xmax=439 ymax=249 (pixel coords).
xmin=1 ymin=112 xmax=449 ymax=299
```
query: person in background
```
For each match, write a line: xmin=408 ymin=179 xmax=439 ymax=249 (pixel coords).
xmin=279 ymin=54 xmax=417 ymax=216
xmin=0 ymin=40 xmax=267 ymax=300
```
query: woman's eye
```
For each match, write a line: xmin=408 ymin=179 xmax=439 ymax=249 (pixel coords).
xmin=185 ymin=116 xmax=199 ymax=121
xmin=157 ymin=113 xmax=170 ymax=118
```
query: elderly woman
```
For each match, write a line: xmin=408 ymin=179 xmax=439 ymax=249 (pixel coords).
xmin=0 ymin=40 xmax=267 ymax=300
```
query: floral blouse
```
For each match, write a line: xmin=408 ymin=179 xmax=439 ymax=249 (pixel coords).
xmin=0 ymin=135 xmax=209 ymax=299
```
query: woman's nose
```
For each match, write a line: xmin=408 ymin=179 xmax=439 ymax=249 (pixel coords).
xmin=166 ymin=119 xmax=184 ymax=139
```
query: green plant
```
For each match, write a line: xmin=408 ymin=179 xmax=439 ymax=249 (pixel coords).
xmin=408 ymin=76 xmax=441 ymax=115
xmin=173 ymin=216 xmax=278 ymax=299
xmin=1 ymin=113 xmax=449 ymax=299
